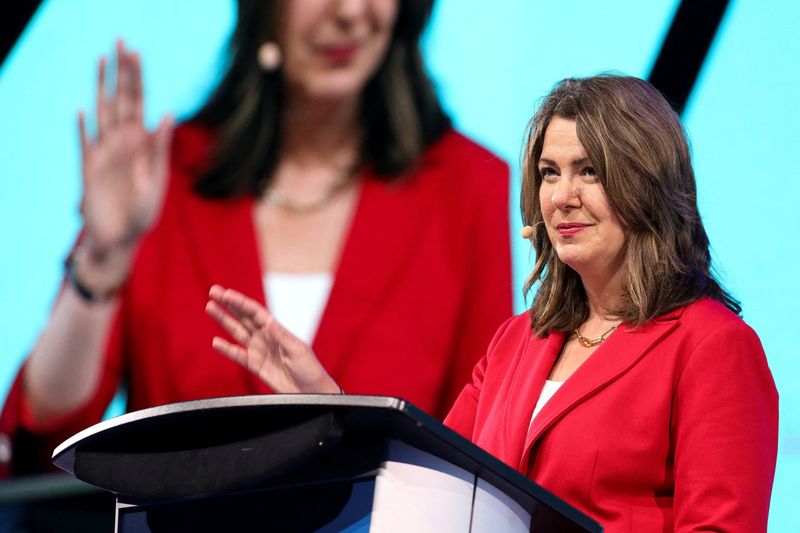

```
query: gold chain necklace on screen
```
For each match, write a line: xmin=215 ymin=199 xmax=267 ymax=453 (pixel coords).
xmin=263 ymin=167 xmax=356 ymax=216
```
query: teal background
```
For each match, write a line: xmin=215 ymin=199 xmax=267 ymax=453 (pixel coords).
xmin=1 ymin=1 xmax=797 ymax=529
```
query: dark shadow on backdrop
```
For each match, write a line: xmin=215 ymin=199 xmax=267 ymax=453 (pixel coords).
xmin=1 ymin=0 xmax=42 ymax=67
xmin=647 ymin=0 xmax=731 ymax=115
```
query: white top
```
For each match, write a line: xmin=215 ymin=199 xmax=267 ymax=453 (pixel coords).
xmin=529 ymin=379 xmax=564 ymax=427
xmin=264 ymin=272 xmax=333 ymax=345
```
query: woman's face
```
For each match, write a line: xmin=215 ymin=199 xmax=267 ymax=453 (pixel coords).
xmin=280 ymin=0 xmax=398 ymax=103
xmin=538 ymin=117 xmax=627 ymax=283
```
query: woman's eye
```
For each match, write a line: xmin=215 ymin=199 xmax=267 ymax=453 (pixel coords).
xmin=540 ymin=167 xmax=557 ymax=180
xmin=583 ymin=166 xmax=599 ymax=180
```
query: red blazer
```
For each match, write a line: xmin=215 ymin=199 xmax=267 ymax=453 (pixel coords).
xmin=446 ymin=299 xmax=778 ymax=532
xmin=0 ymin=125 xmax=512 ymax=476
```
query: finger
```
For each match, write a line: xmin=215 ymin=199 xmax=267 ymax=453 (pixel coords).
xmin=96 ymin=56 xmax=111 ymax=138
xmin=212 ymin=337 xmax=251 ymax=367
xmin=152 ymin=115 xmax=174 ymax=159
xmin=103 ymin=40 xmax=123 ymax=128
xmin=206 ymin=301 xmax=251 ymax=346
xmin=114 ymin=39 xmax=125 ymax=95
xmin=209 ymin=287 xmax=272 ymax=330
xmin=209 ymin=285 xmax=246 ymax=324
xmin=148 ymin=115 xmax=174 ymax=194
xmin=209 ymin=285 xmax=265 ymax=332
xmin=214 ymin=336 xmax=266 ymax=378
xmin=224 ymin=295 xmax=261 ymax=333
xmin=78 ymin=111 xmax=89 ymax=165
xmin=78 ymin=111 xmax=89 ymax=214
xmin=220 ymin=288 xmax=272 ymax=329
xmin=242 ymin=315 xmax=259 ymax=336
xmin=206 ymin=300 xmax=252 ymax=346
xmin=209 ymin=284 xmax=226 ymax=302
xmin=116 ymin=42 xmax=138 ymax=124
xmin=131 ymin=52 xmax=144 ymax=124
xmin=114 ymin=40 xmax=131 ymax=124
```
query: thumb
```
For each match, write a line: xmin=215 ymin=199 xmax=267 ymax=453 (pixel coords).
xmin=151 ymin=114 xmax=174 ymax=170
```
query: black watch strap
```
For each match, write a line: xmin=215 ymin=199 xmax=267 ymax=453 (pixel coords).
xmin=64 ymin=254 xmax=119 ymax=303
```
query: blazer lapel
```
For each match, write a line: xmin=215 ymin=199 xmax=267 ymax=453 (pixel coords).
xmin=181 ymin=193 xmax=265 ymax=303
xmin=518 ymin=314 xmax=681 ymax=472
xmin=169 ymin=127 xmax=265 ymax=304
xmin=503 ymin=331 xmax=566 ymax=466
xmin=178 ymin=188 xmax=271 ymax=393
xmin=312 ymin=167 xmax=442 ymax=377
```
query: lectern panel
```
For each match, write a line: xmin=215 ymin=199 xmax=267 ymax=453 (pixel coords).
xmin=118 ymin=478 xmax=374 ymax=533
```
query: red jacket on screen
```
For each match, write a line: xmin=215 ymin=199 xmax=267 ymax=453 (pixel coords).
xmin=0 ymin=125 xmax=512 ymax=477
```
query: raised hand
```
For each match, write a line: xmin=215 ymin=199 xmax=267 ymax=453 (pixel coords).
xmin=78 ymin=40 xmax=173 ymax=259
xmin=206 ymin=285 xmax=341 ymax=394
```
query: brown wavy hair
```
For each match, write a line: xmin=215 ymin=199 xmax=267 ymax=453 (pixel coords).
xmin=521 ymin=75 xmax=740 ymax=335
xmin=190 ymin=0 xmax=450 ymax=198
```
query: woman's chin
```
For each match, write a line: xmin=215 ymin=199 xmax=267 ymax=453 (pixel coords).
xmin=554 ymin=245 xmax=585 ymax=269
xmin=555 ymin=252 xmax=593 ymax=277
xmin=291 ymin=74 xmax=369 ymax=105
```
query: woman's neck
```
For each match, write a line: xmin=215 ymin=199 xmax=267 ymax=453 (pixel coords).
xmin=280 ymin=95 xmax=361 ymax=169
xmin=581 ymin=268 xmax=626 ymax=327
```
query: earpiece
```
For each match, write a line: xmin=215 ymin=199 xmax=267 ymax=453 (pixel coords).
xmin=258 ymin=42 xmax=282 ymax=71
xmin=520 ymin=225 xmax=534 ymax=239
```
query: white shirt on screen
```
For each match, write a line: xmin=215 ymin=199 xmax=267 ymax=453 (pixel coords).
xmin=264 ymin=272 xmax=333 ymax=345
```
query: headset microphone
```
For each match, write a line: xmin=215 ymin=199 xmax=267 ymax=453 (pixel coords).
xmin=520 ymin=225 xmax=534 ymax=239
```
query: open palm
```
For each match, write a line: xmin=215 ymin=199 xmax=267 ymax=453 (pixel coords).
xmin=79 ymin=40 xmax=172 ymax=255
xmin=206 ymin=285 xmax=340 ymax=394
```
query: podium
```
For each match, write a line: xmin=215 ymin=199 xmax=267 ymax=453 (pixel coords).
xmin=52 ymin=395 xmax=602 ymax=532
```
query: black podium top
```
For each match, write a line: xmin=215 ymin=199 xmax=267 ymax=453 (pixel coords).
xmin=53 ymin=394 xmax=601 ymax=532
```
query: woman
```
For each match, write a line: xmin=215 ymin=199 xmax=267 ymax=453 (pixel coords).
xmin=205 ymin=75 xmax=778 ymax=531
xmin=0 ymin=0 xmax=511 ymax=476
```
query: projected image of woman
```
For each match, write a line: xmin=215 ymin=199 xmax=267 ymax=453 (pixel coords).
xmin=0 ymin=0 xmax=511 ymax=476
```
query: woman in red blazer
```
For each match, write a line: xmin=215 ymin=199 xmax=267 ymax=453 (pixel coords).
xmin=207 ymin=75 xmax=778 ymax=532
xmin=0 ymin=0 xmax=511 ymax=477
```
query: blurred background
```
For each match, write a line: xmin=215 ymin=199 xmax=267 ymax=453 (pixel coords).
xmin=1 ymin=0 xmax=797 ymax=530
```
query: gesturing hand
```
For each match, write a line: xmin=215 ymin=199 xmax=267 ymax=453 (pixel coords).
xmin=78 ymin=40 xmax=173 ymax=258
xmin=206 ymin=285 xmax=341 ymax=394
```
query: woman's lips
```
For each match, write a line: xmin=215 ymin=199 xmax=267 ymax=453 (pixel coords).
xmin=556 ymin=223 xmax=590 ymax=237
xmin=320 ymin=43 xmax=359 ymax=63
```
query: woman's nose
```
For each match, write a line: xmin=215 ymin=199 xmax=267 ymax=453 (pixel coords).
xmin=551 ymin=178 xmax=581 ymax=210
xmin=335 ymin=0 xmax=370 ymax=21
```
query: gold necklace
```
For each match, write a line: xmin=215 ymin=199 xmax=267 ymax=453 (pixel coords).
xmin=573 ymin=324 xmax=618 ymax=348
xmin=264 ymin=167 xmax=356 ymax=216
